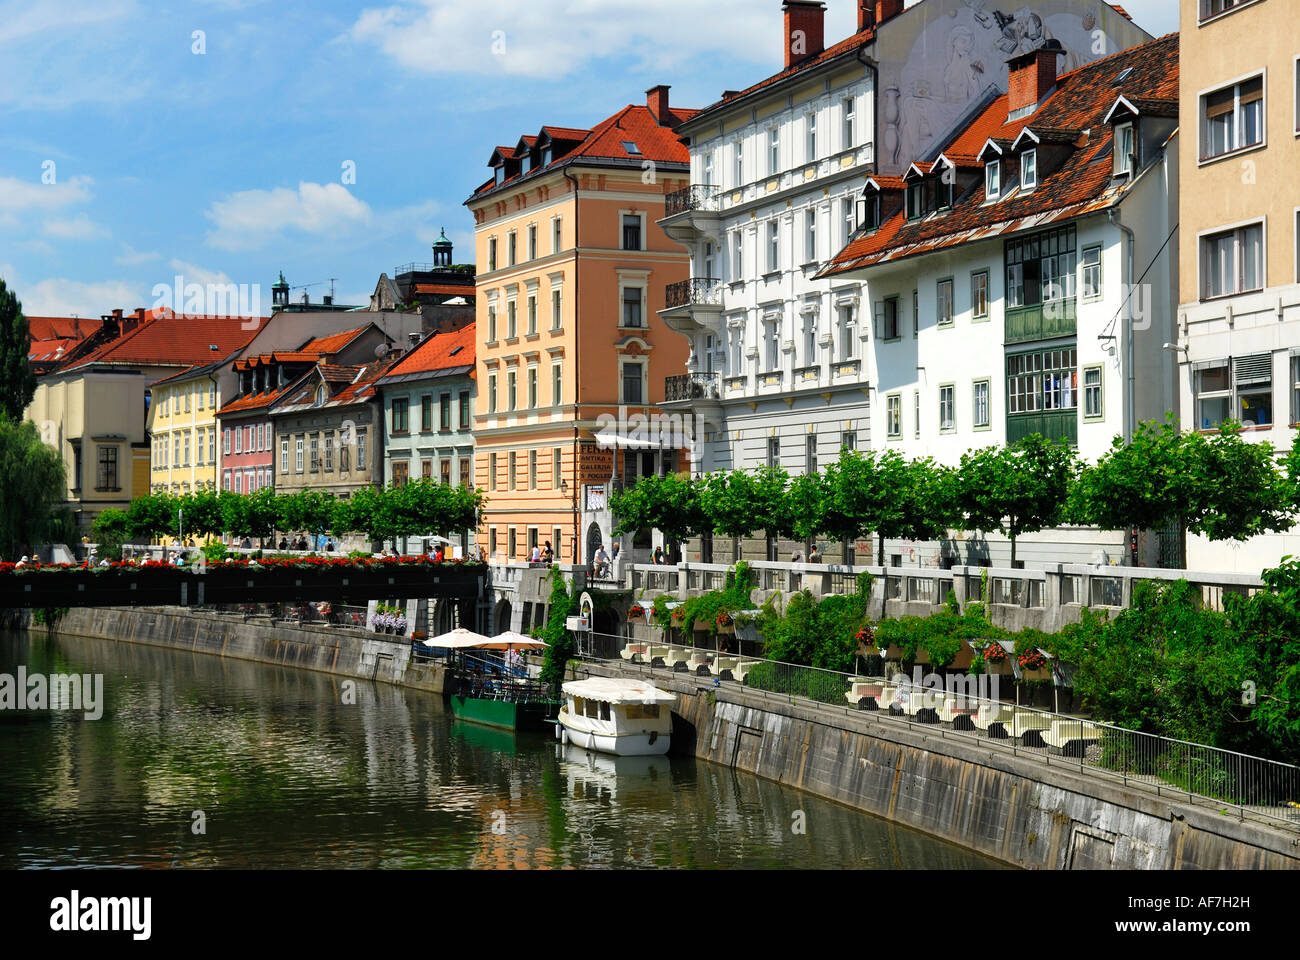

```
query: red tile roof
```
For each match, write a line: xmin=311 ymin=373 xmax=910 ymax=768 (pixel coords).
xmin=1110 ymin=4 xmax=1133 ymax=21
xmin=380 ymin=324 xmax=476 ymax=380
xmin=819 ymin=34 xmax=1178 ymax=279
xmin=61 ymin=312 xmax=268 ymax=373
xmin=469 ymin=103 xmax=698 ymax=201
xmin=298 ymin=327 xmax=367 ymax=354
xmin=27 ymin=337 xmax=83 ymax=363
xmin=219 ymin=387 xmax=290 ymax=416
xmin=26 ymin=315 xmax=91 ymax=341
xmin=413 ymin=283 xmax=473 ymax=296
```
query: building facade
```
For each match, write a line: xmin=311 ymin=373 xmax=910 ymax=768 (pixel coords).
xmin=465 ymin=87 xmax=695 ymax=568
xmin=148 ymin=362 xmax=221 ymax=495
xmin=375 ymin=323 xmax=478 ymax=556
xmin=818 ymin=33 xmax=1181 ymax=569
xmin=658 ymin=0 xmax=1148 ymax=563
xmin=1175 ymin=0 xmax=1300 ymax=572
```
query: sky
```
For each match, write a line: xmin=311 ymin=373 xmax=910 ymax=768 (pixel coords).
xmin=0 ymin=0 xmax=1179 ymax=319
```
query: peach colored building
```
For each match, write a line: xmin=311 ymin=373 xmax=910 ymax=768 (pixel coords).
xmin=465 ymin=87 xmax=695 ymax=572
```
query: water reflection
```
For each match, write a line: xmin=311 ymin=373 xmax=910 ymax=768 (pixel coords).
xmin=0 ymin=631 xmax=1004 ymax=870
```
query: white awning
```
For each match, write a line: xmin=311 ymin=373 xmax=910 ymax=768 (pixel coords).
xmin=562 ymin=677 xmax=676 ymax=705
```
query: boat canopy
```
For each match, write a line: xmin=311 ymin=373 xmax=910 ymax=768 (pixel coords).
xmin=562 ymin=677 xmax=676 ymax=706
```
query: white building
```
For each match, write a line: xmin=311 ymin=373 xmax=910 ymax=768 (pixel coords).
xmin=817 ymin=33 xmax=1181 ymax=568
xmin=658 ymin=0 xmax=1148 ymax=564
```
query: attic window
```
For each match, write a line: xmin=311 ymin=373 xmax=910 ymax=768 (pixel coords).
xmin=1021 ymin=149 xmax=1038 ymax=190
xmin=985 ymin=159 xmax=1001 ymax=200
xmin=622 ymin=141 xmax=642 ymax=155
xmin=1114 ymin=122 xmax=1136 ymax=177
xmin=542 ymin=146 xmax=553 ymax=166
xmin=1112 ymin=67 xmax=1134 ymax=87
xmin=522 ymin=154 xmax=533 ymax=173
xmin=906 ymin=183 xmax=925 ymax=220
xmin=494 ymin=166 xmax=505 ymax=186
xmin=314 ymin=384 xmax=327 ymax=407
xmin=449 ymin=345 xmax=464 ymax=357
xmin=209 ymin=344 xmax=219 ymax=351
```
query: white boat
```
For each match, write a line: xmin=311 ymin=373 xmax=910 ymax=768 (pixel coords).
xmin=556 ymin=677 xmax=675 ymax=756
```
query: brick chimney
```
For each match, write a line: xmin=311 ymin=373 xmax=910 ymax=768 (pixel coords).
xmin=783 ymin=1 xmax=826 ymax=69
xmin=646 ymin=85 xmax=671 ymax=126
xmin=861 ymin=0 xmax=903 ymax=30
xmin=1007 ymin=40 xmax=1064 ymax=118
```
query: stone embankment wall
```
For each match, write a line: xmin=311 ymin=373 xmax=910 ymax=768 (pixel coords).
xmin=586 ymin=663 xmax=1300 ymax=870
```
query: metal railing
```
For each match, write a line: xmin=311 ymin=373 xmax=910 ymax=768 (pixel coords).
xmin=579 ymin=635 xmax=1300 ymax=831
xmin=664 ymin=277 xmax=723 ymax=310
xmin=664 ymin=184 xmax=720 ymax=217
xmin=664 ymin=372 xmax=721 ymax=402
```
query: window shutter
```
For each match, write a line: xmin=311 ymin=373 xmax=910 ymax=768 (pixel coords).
xmin=1234 ymin=354 xmax=1272 ymax=386
xmin=1204 ymin=87 xmax=1235 ymax=119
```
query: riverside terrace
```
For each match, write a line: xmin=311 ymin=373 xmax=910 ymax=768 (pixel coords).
xmin=0 ymin=556 xmax=483 ymax=609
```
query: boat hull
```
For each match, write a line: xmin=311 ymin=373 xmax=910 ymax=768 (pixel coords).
xmin=450 ymin=696 xmax=556 ymax=732
xmin=555 ymin=718 xmax=670 ymax=756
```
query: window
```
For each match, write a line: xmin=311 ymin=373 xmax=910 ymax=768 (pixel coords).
xmin=622 ymin=214 xmax=642 ymax=251
xmin=1007 ymin=348 xmax=1078 ymax=415
xmin=766 ymin=437 xmax=780 ymax=468
xmin=527 ymin=367 xmax=538 ymax=409
xmin=527 ymin=295 xmax=537 ymax=335
xmin=527 ymin=224 xmax=537 ymax=260
xmin=440 ymin=393 xmax=452 ymax=430
xmin=459 ymin=457 xmax=471 ymax=487
xmin=324 ymin=433 xmax=334 ymax=471
xmin=508 ymin=451 xmax=517 ymax=490
xmin=1083 ymin=366 xmax=1104 ymax=420
xmin=507 ymin=300 xmax=517 ymax=339
xmin=1201 ymin=222 xmax=1264 ymax=298
xmin=973 ymin=380 xmax=991 ymax=429
xmin=1082 ymin=246 xmax=1103 ymax=300
xmin=233 ymin=427 xmax=241 ymax=455
xmin=508 ymin=231 xmax=517 ymax=266
xmin=767 ymin=220 xmax=780 ymax=272
xmin=1200 ymin=75 xmax=1264 ymax=161
xmin=804 ymin=434 xmax=818 ymax=474
xmin=702 ymin=151 xmax=714 ymax=186
xmin=309 ymin=435 xmax=320 ymax=471
xmin=621 ymin=362 xmax=644 ymax=404
xmin=985 ymin=159 xmax=1000 ymax=199
xmin=971 ymin=271 xmax=989 ymax=319
xmin=392 ymin=398 xmax=409 ymax=433
xmin=805 ymin=208 xmax=817 ymax=263
xmin=553 ymin=447 xmax=562 ymax=488
xmin=1235 ymin=354 xmax=1274 ymax=428
xmin=841 ymin=430 xmax=857 ymax=452
xmin=441 ymin=459 xmax=452 ymax=485
xmin=280 ymin=437 xmax=289 ymax=473
xmin=1114 ymin=122 xmax=1135 ymax=176
xmin=937 ymin=279 xmax=954 ymax=327
xmin=886 ymin=395 xmax=901 ymax=438
xmin=914 ymin=391 xmax=920 ymax=437
xmin=1021 ymin=148 xmax=1037 ymax=189
xmin=876 ymin=296 xmax=899 ymax=340
xmin=196 ymin=386 xmax=204 ymax=411
xmin=1006 ymin=223 xmax=1076 ymax=307
xmin=1292 ymin=354 xmax=1300 ymax=426
xmin=551 ymin=362 xmax=563 ymax=406
xmin=392 ymin=460 xmax=409 ymax=487
xmin=842 ymin=197 xmax=855 ymax=244
xmin=837 ymin=304 xmax=856 ymax=360
xmin=763 ymin=317 xmax=780 ymax=371
xmin=459 ymin=391 xmax=471 ymax=430
xmin=806 ymin=112 xmax=817 ymax=162
xmin=553 ymin=217 xmax=562 ymax=253
xmin=356 ymin=430 xmax=367 ymax=471
xmin=842 ymin=96 xmax=855 ymax=150
xmin=488 ymin=238 xmax=497 ymax=272
xmin=96 ymin=445 xmax=118 ymax=490
xmin=489 ymin=452 xmax=498 ymax=491
xmin=529 ymin=449 xmax=538 ymax=489
xmin=487 ymin=305 xmax=497 ymax=342
xmin=768 ymin=127 xmax=779 ymax=174
xmin=1199 ymin=0 xmax=1261 ymax=21
xmin=233 ymin=471 xmax=241 ymax=494
xmin=732 ymin=231 xmax=744 ymax=280
xmin=906 ymin=183 xmax=924 ymax=220
xmin=734 ymin=140 xmax=744 ymax=186
xmin=703 ymin=241 xmax=715 ymax=280
xmin=208 ymin=427 xmax=215 ymax=464
xmin=222 ymin=470 xmax=231 ymax=491
xmin=421 ymin=395 xmax=433 ymax=432
xmin=507 ymin=370 xmax=517 ymax=411
xmin=489 ymin=527 xmax=498 ymax=558
xmin=802 ymin=312 xmax=818 ymax=367
xmin=183 ymin=432 xmax=190 ymax=465
xmin=939 ymin=385 xmax=955 ymax=433
xmin=488 ymin=373 xmax=498 ymax=414
xmin=208 ymin=383 xmax=215 ymax=408
xmin=622 ymin=286 xmax=643 ymax=327
xmin=340 ymin=438 xmax=350 ymax=472
xmin=729 ymin=326 xmax=743 ymax=372
xmin=295 ymin=437 xmax=304 ymax=472
xmin=551 ymin=288 xmax=562 ymax=329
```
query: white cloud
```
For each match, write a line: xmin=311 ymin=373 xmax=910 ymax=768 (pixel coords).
xmin=0 ymin=175 xmax=93 ymax=213
xmin=44 ymin=213 xmax=109 ymax=239
xmin=1 ymin=267 xmax=143 ymax=318
xmin=0 ymin=0 xmax=136 ymax=44
xmin=204 ymin=181 xmax=372 ymax=252
xmin=115 ymin=243 xmax=159 ymax=266
xmin=167 ymin=258 xmax=234 ymax=288
xmin=349 ymin=0 xmax=774 ymax=79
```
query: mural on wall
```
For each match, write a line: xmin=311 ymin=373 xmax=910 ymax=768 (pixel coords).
xmin=878 ymin=1 xmax=1148 ymax=174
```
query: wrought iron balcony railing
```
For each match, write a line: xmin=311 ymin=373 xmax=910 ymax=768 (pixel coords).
xmin=665 ymin=184 xmax=720 ymax=218
xmin=664 ymin=372 xmax=721 ymax=403
xmin=664 ymin=277 xmax=723 ymax=310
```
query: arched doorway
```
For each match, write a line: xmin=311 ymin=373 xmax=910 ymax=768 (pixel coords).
xmin=494 ymin=599 xmax=513 ymax=633
xmin=585 ymin=522 xmax=603 ymax=565
xmin=432 ymin=599 xmax=457 ymax=635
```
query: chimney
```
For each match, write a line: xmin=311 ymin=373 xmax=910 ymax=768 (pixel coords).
xmin=874 ymin=0 xmax=904 ymax=26
xmin=111 ymin=308 xmax=123 ymax=320
xmin=646 ymin=85 xmax=671 ymax=126
xmin=132 ymin=307 xmax=146 ymax=322
xmin=783 ymin=1 xmax=826 ymax=70
xmin=1007 ymin=40 xmax=1064 ymax=119
xmin=408 ymin=332 xmax=421 ymax=349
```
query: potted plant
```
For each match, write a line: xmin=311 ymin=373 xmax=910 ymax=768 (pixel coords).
xmin=394 ymin=615 xmax=408 ymax=637
xmin=1016 ymin=648 xmax=1050 ymax=681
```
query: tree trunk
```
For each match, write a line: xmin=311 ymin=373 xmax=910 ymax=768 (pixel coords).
xmin=1010 ymin=533 xmax=1017 ymax=569
xmin=877 ymin=534 xmax=884 ymax=567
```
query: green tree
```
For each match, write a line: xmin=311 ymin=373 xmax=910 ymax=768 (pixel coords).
xmin=538 ymin=567 xmax=576 ymax=695
xmin=0 ymin=278 xmax=37 ymax=421
xmin=126 ymin=491 xmax=178 ymax=543
xmin=610 ymin=473 xmax=707 ymax=545
xmin=90 ymin=508 xmax=129 ymax=559
xmin=956 ymin=435 xmax=1077 ymax=567
xmin=0 ymin=416 xmax=67 ymax=557
xmin=1183 ymin=424 xmax=1293 ymax=541
xmin=699 ymin=466 xmax=793 ymax=547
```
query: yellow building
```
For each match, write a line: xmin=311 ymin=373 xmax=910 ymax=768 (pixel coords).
xmin=1176 ymin=0 xmax=1300 ymax=570
xmin=148 ymin=362 xmax=222 ymax=494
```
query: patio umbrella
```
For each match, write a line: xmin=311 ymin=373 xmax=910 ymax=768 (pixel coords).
xmin=422 ymin=627 xmax=493 ymax=648
xmin=484 ymin=631 xmax=549 ymax=650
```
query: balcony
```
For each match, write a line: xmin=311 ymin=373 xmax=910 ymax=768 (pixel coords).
xmin=664 ymin=372 xmax=721 ymax=403
xmin=659 ymin=185 xmax=720 ymax=243
xmin=1007 ymin=409 xmax=1077 ymax=446
xmin=659 ymin=278 xmax=724 ymax=335
xmin=1005 ymin=298 xmax=1077 ymax=345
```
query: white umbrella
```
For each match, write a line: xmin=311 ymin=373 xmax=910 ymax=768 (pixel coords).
xmin=484 ymin=631 xmax=549 ymax=650
xmin=422 ymin=627 xmax=492 ymax=648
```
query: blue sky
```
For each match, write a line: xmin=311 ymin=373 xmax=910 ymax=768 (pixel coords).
xmin=0 ymin=0 xmax=1177 ymax=319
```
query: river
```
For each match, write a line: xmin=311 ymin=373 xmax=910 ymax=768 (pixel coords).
xmin=0 ymin=629 xmax=1005 ymax=869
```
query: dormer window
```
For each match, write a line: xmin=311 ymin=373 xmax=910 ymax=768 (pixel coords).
xmin=1021 ymin=149 xmax=1038 ymax=190
xmin=1114 ymin=122 xmax=1135 ymax=176
xmin=542 ymin=146 xmax=553 ymax=166
xmin=861 ymin=195 xmax=881 ymax=231
xmin=314 ymin=384 xmax=327 ymax=407
xmin=985 ymin=159 xmax=1001 ymax=200
xmin=522 ymin=154 xmax=533 ymax=173
xmin=494 ymin=166 xmax=505 ymax=186
xmin=906 ymin=183 xmax=925 ymax=220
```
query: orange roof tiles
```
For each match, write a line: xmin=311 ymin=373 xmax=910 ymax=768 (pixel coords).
xmin=820 ymin=34 xmax=1178 ymax=279
xmin=381 ymin=324 xmax=476 ymax=380
xmin=26 ymin=316 xmax=90 ymax=341
xmin=298 ymin=327 xmax=366 ymax=354
xmin=61 ymin=313 xmax=267 ymax=373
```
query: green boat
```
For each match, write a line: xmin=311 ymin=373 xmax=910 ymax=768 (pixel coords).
xmin=429 ymin=629 xmax=562 ymax=732
xmin=449 ymin=689 xmax=558 ymax=732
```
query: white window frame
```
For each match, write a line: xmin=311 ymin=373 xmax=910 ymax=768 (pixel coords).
xmin=1198 ymin=218 xmax=1266 ymax=300
xmin=732 ymin=231 xmax=744 ymax=281
xmin=1114 ymin=121 xmax=1135 ymax=176
xmin=619 ymin=359 xmax=647 ymax=405
xmin=551 ymin=286 xmax=563 ymax=330
xmin=280 ymin=437 xmax=289 ymax=473
xmin=733 ymin=139 xmax=744 ymax=188
xmin=973 ymin=379 xmax=991 ymax=430
xmin=806 ymin=111 xmax=817 ymax=164
xmin=886 ymin=394 xmax=901 ymax=439
xmin=1082 ymin=245 xmax=1104 ymax=301
xmin=1021 ymin=148 xmax=1037 ymax=190
xmin=527 ymin=365 xmax=538 ymax=409
xmin=551 ymin=361 xmax=563 ymax=407
xmin=971 ymin=270 xmax=989 ymax=320
xmin=938 ymin=385 xmax=955 ymax=434
xmin=842 ymin=96 xmax=855 ymax=151
xmin=768 ymin=126 xmax=780 ymax=176
xmin=1083 ymin=365 xmax=1105 ymax=421
xmin=985 ymin=159 xmax=1000 ymax=200
xmin=295 ymin=437 xmax=304 ymax=473
xmin=488 ymin=373 xmax=498 ymax=414
xmin=767 ymin=220 xmax=780 ymax=273
xmin=1198 ymin=70 xmax=1266 ymax=164
xmin=619 ymin=283 xmax=646 ymax=329
xmin=805 ymin=207 xmax=817 ymax=264
xmin=552 ymin=216 xmax=563 ymax=254
xmin=837 ymin=303 xmax=856 ymax=361
xmin=936 ymin=278 xmax=954 ymax=327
